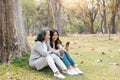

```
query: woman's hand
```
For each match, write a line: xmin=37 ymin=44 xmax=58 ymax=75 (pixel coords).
xmin=50 ymin=48 xmax=55 ymax=52
xmin=59 ymin=48 xmax=64 ymax=52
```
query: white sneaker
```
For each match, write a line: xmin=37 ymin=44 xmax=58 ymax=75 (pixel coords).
xmin=70 ymin=68 xmax=79 ymax=75
xmin=54 ymin=73 xmax=65 ymax=79
xmin=62 ymin=70 xmax=74 ymax=75
xmin=74 ymin=68 xmax=83 ymax=75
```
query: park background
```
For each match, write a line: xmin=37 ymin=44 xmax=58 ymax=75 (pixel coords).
xmin=0 ymin=0 xmax=120 ymax=80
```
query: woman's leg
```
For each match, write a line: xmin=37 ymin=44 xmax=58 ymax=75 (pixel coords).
xmin=46 ymin=55 xmax=66 ymax=78
xmin=51 ymin=54 xmax=67 ymax=71
xmin=51 ymin=54 xmax=78 ymax=76
xmin=32 ymin=57 xmax=48 ymax=70
xmin=64 ymin=51 xmax=83 ymax=75
xmin=64 ymin=51 xmax=76 ymax=66
xmin=46 ymin=56 xmax=60 ymax=73
xmin=33 ymin=56 xmax=58 ymax=73
xmin=60 ymin=54 xmax=72 ymax=68
xmin=33 ymin=56 xmax=65 ymax=78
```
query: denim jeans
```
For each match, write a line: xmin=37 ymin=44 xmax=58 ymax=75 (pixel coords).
xmin=60 ymin=51 xmax=75 ymax=67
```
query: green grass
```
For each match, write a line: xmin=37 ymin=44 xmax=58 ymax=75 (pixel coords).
xmin=0 ymin=34 xmax=120 ymax=80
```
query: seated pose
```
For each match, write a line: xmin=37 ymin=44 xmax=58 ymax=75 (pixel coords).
xmin=29 ymin=29 xmax=73 ymax=79
xmin=50 ymin=29 xmax=83 ymax=75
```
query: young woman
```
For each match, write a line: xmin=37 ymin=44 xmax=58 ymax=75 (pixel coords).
xmin=29 ymin=29 xmax=72 ymax=79
xmin=50 ymin=29 xmax=83 ymax=75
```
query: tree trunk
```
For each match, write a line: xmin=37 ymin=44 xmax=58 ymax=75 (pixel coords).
xmin=47 ymin=0 xmax=51 ymax=28
xmin=89 ymin=7 xmax=98 ymax=34
xmin=102 ymin=0 xmax=107 ymax=33
xmin=51 ymin=0 xmax=65 ymax=35
xmin=90 ymin=20 xmax=94 ymax=34
xmin=110 ymin=0 xmax=120 ymax=34
xmin=14 ymin=0 xmax=31 ymax=52
xmin=111 ymin=13 xmax=116 ymax=34
xmin=100 ymin=19 xmax=103 ymax=33
xmin=66 ymin=14 xmax=80 ymax=33
xmin=0 ymin=0 xmax=22 ymax=63
xmin=89 ymin=12 xmax=95 ymax=34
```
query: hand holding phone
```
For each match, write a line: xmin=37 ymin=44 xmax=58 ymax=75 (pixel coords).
xmin=66 ymin=42 xmax=70 ymax=47
xmin=65 ymin=42 xmax=70 ymax=51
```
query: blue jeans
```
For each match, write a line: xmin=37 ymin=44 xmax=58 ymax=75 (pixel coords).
xmin=60 ymin=51 xmax=75 ymax=67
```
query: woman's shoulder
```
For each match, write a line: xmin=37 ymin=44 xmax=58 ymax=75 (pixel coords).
xmin=34 ymin=41 xmax=42 ymax=46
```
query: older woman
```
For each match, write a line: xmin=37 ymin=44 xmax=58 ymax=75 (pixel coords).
xmin=29 ymin=29 xmax=72 ymax=79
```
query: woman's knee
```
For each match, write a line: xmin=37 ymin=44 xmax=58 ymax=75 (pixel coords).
xmin=51 ymin=54 xmax=60 ymax=60
xmin=46 ymin=55 xmax=54 ymax=61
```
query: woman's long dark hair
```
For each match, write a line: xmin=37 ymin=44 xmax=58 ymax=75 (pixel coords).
xmin=50 ymin=29 xmax=62 ymax=49
xmin=35 ymin=28 xmax=49 ymax=42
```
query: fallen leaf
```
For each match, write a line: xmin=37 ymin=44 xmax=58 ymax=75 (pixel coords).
xmin=7 ymin=76 xmax=13 ymax=80
xmin=108 ymin=42 xmax=112 ymax=44
xmin=80 ymin=61 xmax=84 ymax=64
xmin=70 ymin=47 xmax=73 ymax=49
xmin=75 ymin=53 xmax=79 ymax=55
xmin=73 ymin=42 xmax=77 ymax=45
xmin=104 ymin=73 xmax=107 ymax=76
xmin=91 ymin=48 xmax=95 ymax=50
xmin=101 ymin=52 xmax=106 ymax=55
xmin=109 ymin=63 xmax=120 ymax=66
xmin=96 ymin=59 xmax=102 ymax=63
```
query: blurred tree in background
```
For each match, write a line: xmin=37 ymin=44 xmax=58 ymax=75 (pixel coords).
xmin=21 ymin=0 xmax=120 ymax=35
xmin=0 ymin=0 xmax=119 ymax=63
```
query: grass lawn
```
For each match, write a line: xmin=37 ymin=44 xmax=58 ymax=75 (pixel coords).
xmin=0 ymin=34 xmax=120 ymax=80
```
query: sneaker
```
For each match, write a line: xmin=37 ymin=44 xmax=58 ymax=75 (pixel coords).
xmin=74 ymin=68 xmax=83 ymax=75
xmin=62 ymin=70 xmax=74 ymax=75
xmin=54 ymin=73 xmax=65 ymax=79
xmin=70 ymin=68 xmax=79 ymax=75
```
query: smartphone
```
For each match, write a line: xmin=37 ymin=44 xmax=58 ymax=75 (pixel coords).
xmin=66 ymin=42 xmax=70 ymax=47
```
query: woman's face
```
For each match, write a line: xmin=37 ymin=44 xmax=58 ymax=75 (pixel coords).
xmin=44 ymin=31 xmax=50 ymax=41
xmin=52 ymin=32 xmax=58 ymax=42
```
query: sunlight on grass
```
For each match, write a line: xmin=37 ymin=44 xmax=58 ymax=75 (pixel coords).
xmin=0 ymin=34 xmax=120 ymax=80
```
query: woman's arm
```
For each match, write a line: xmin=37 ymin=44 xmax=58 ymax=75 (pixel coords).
xmin=51 ymin=44 xmax=66 ymax=54
xmin=33 ymin=41 xmax=51 ymax=56
xmin=57 ymin=44 xmax=66 ymax=51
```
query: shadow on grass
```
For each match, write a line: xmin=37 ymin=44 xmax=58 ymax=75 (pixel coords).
xmin=11 ymin=52 xmax=54 ymax=78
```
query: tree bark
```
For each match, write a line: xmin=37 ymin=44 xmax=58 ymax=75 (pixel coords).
xmin=90 ymin=20 xmax=94 ymax=34
xmin=102 ymin=0 xmax=107 ymax=33
xmin=47 ymin=0 xmax=51 ymax=28
xmin=14 ymin=0 xmax=31 ymax=52
xmin=89 ymin=9 xmax=98 ymax=34
xmin=110 ymin=0 xmax=120 ymax=34
xmin=0 ymin=0 xmax=31 ymax=63
xmin=0 ymin=0 xmax=22 ymax=63
xmin=51 ymin=0 xmax=65 ymax=35
xmin=111 ymin=13 xmax=116 ymax=34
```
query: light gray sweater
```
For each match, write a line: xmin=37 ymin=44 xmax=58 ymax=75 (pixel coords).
xmin=29 ymin=41 xmax=51 ymax=62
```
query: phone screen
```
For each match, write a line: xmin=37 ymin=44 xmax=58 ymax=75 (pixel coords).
xmin=66 ymin=42 xmax=70 ymax=47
